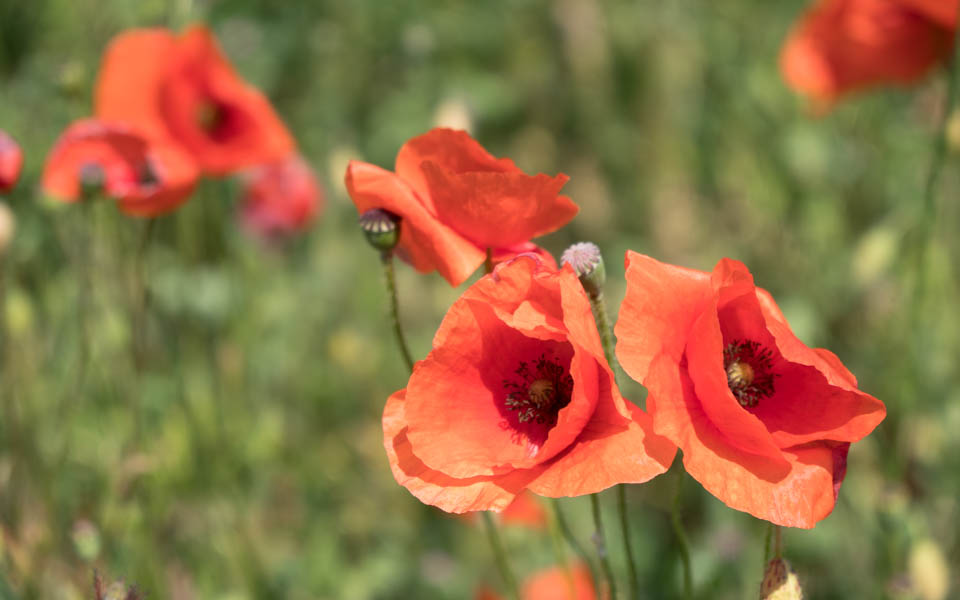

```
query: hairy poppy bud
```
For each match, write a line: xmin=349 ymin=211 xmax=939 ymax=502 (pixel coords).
xmin=760 ymin=558 xmax=803 ymax=600
xmin=359 ymin=208 xmax=400 ymax=253
xmin=561 ymin=241 xmax=605 ymax=297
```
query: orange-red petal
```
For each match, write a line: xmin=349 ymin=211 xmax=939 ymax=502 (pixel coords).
xmin=646 ymin=354 xmax=837 ymax=528
xmin=524 ymin=563 xmax=597 ymax=600
xmin=345 ymin=160 xmax=485 ymax=286
xmin=96 ymin=26 xmax=295 ymax=175
xmin=383 ymin=390 xmax=541 ymax=513
xmin=394 ymin=128 xmax=516 ymax=212
xmin=42 ymin=119 xmax=197 ymax=217
xmin=780 ymin=0 xmax=952 ymax=105
xmin=0 ymin=131 xmax=24 ymax=194
xmin=615 ymin=251 xmax=712 ymax=382
xmin=423 ymin=163 xmax=578 ymax=248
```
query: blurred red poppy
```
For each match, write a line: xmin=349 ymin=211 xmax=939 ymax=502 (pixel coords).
xmin=499 ymin=490 xmax=547 ymax=529
xmin=345 ymin=128 xmax=578 ymax=286
xmin=615 ymin=253 xmax=886 ymax=528
xmin=476 ymin=563 xmax=596 ymax=600
xmin=239 ymin=156 xmax=322 ymax=237
xmin=780 ymin=0 xmax=954 ymax=107
xmin=383 ymin=255 xmax=675 ymax=513
xmin=42 ymin=120 xmax=198 ymax=217
xmin=95 ymin=26 xmax=294 ymax=175
xmin=0 ymin=130 xmax=23 ymax=194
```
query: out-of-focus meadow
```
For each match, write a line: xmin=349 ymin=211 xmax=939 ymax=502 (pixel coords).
xmin=0 ymin=0 xmax=957 ymax=598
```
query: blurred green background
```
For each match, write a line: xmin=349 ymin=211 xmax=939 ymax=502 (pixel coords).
xmin=0 ymin=0 xmax=957 ymax=598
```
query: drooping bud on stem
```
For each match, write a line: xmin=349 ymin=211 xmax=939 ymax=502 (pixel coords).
xmin=760 ymin=558 xmax=803 ymax=600
xmin=79 ymin=162 xmax=106 ymax=202
xmin=359 ymin=208 xmax=400 ymax=254
xmin=561 ymin=242 xmax=605 ymax=298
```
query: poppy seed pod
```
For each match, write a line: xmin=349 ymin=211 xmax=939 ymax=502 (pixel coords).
xmin=760 ymin=558 xmax=803 ymax=600
xmin=561 ymin=242 xmax=605 ymax=297
xmin=359 ymin=208 xmax=401 ymax=253
xmin=79 ymin=163 xmax=107 ymax=201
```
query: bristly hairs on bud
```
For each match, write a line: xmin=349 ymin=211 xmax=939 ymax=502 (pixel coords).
xmin=760 ymin=558 xmax=803 ymax=600
xmin=359 ymin=208 xmax=401 ymax=254
xmin=561 ymin=241 xmax=605 ymax=298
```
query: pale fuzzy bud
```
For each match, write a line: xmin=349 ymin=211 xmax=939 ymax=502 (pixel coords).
xmin=561 ymin=241 xmax=605 ymax=297
xmin=760 ymin=558 xmax=803 ymax=600
xmin=0 ymin=202 xmax=15 ymax=256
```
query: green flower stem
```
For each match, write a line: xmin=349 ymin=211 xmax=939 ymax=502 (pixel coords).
xmin=586 ymin=290 xmax=637 ymax=599
xmin=380 ymin=251 xmax=414 ymax=373
xmin=773 ymin=525 xmax=783 ymax=560
xmin=551 ymin=498 xmax=600 ymax=591
xmin=485 ymin=247 xmax=494 ymax=275
xmin=590 ymin=493 xmax=618 ymax=600
xmin=763 ymin=522 xmax=773 ymax=566
xmin=671 ymin=474 xmax=693 ymax=600
xmin=481 ymin=512 xmax=521 ymax=600
xmin=131 ymin=217 xmax=156 ymax=373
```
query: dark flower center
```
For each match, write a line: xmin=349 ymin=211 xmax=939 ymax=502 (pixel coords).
xmin=723 ymin=340 xmax=777 ymax=407
xmin=503 ymin=353 xmax=573 ymax=426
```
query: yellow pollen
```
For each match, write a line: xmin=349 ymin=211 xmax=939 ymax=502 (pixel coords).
xmin=726 ymin=361 xmax=754 ymax=388
xmin=527 ymin=379 xmax=555 ymax=408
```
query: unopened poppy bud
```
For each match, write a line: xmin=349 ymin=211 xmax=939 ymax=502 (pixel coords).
xmin=561 ymin=241 xmax=605 ymax=297
xmin=79 ymin=163 xmax=106 ymax=201
xmin=359 ymin=209 xmax=400 ymax=253
xmin=0 ymin=202 xmax=15 ymax=256
xmin=760 ymin=558 xmax=803 ymax=600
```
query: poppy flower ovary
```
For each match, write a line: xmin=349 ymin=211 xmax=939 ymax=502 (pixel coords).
xmin=723 ymin=339 xmax=778 ymax=408
xmin=503 ymin=353 xmax=574 ymax=426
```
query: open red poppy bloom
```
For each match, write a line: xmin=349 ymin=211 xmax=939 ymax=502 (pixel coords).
xmin=615 ymin=253 xmax=886 ymax=528
xmin=780 ymin=0 xmax=953 ymax=107
xmin=345 ymin=128 xmax=578 ymax=286
xmin=239 ymin=156 xmax=322 ymax=237
xmin=95 ymin=26 xmax=294 ymax=175
xmin=383 ymin=255 xmax=675 ymax=513
xmin=475 ymin=563 xmax=596 ymax=600
xmin=42 ymin=120 xmax=198 ymax=217
xmin=0 ymin=130 xmax=23 ymax=194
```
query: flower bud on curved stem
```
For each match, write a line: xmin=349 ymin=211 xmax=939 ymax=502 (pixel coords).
xmin=359 ymin=208 xmax=400 ymax=255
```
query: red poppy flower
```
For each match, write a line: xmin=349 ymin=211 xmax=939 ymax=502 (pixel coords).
xmin=95 ymin=26 xmax=295 ymax=175
xmin=0 ymin=130 xmax=23 ymax=194
xmin=345 ymin=128 xmax=578 ymax=286
xmin=383 ymin=255 xmax=675 ymax=513
xmin=614 ymin=253 xmax=886 ymax=528
xmin=42 ymin=119 xmax=198 ymax=217
xmin=499 ymin=490 xmax=548 ymax=528
xmin=476 ymin=563 xmax=596 ymax=600
xmin=239 ymin=156 xmax=322 ymax=237
xmin=780 ymin=0 xmax=953 ymax=107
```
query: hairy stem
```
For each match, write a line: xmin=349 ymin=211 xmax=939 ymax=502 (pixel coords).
xmin=551 ymin=498 xmax=601 ymax=591
xmin=590 ymin=493 xmax=618 ymax=600
xmin=672 ymin=474 xmax=693 ymax=600
xmin=381 ymin=252 xmax=414 ymax=373
xmin=481 ymin=512 xmax=521 ymax=600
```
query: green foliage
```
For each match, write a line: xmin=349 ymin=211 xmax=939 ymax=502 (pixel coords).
xmin=0 ymin=0 xmax=957 ymax=598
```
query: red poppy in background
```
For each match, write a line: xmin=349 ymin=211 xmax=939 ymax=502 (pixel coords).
xmin=239 ymin=156 xmax=322 ymax=237
xmin=476 ymin=563 xmax=596 ymax=600
xmin=345 ymin=128 xmax=578 ymax=286
xmin=95 ymin=25 xmax=294 ymax=175
xmin=0 ymin=130 xmax=23 ymax=194
xmin=615 ymin=253 xmax=886 ymax=528
xmin=42 ymin=120 xmax=198 ymax=217
xmin=780 ymin=0 xmax=954 ymax=107
xmin=383 ymin=255 xmax=675 ymax=513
